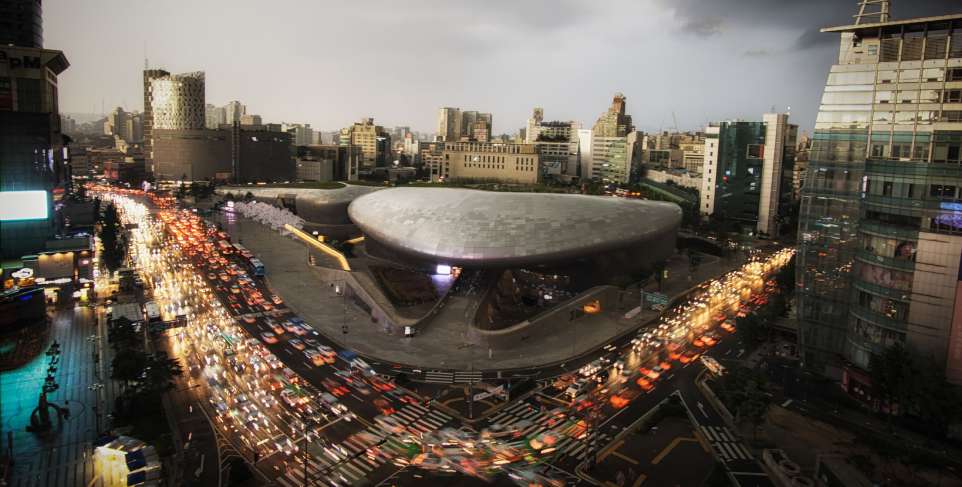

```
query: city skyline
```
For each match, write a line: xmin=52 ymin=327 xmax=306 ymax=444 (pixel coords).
xmin=47 ymin=0 xmax=953 ymax=133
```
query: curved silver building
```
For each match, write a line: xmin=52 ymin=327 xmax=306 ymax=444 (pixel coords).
xmin=217 ymin=184 xmax=385 ymax=225
xmin=348 ymin=187 xmax=681 ymax=269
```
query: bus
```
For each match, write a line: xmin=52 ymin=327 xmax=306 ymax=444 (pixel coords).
xmin=248 ymin=258 xmax=265 ymax=278
xmin=144 ymin=301 xmax=162 ymax=323
xmin=233 ymin=243 xmax=254 ymax=260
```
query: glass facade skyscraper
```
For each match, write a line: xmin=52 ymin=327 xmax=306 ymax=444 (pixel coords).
xmin=797 ymin=12 xmax=962 ymax=386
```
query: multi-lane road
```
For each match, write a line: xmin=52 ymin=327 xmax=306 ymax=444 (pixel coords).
xmin=98 ymin=187 xmax=789 ymax=486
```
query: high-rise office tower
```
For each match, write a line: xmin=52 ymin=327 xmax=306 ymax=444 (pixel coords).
xmin=225 ymin=100 xmax=246 ymax=124
xmin=700 ymin=114 xmax=797 ymax=236
xmin=150 ymin=71 xmax=205 ymax=130
xmin=143 ymin=68 xmax=170 ymax=171
xmin=205 ymin=103 xmax=226 ymax=129
xmin=436 ymin=107 xmax=492 ymax=142
xmin=340 ymin=118 xmax=391 ymax=169
xmin=105 ymin=107 xmax=128 ymax=137
xmin=437 ymin=107 xmax=462 ymax=142
xmin=525 ymin=107 xmax=544 ymax=144
xmin=797 ymin=4 xmax=962 ymax=386
xmin=0 ymin=0 xmax=43 ymax=48
xmin=0 ymin=0 xmax=70 ymax=258
xmin=590 ymin=93 xmax=634 ymax=183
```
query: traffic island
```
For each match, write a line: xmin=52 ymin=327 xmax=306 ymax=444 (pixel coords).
xmin=578 ymin=396 xmax=714 ymax=487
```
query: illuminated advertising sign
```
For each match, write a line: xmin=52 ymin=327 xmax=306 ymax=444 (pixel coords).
xmin=0 ymin=190 xmax=48 ymax=221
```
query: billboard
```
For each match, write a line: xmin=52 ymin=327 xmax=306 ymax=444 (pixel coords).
xmin=0 ymin=190 xmax=48 ymax=221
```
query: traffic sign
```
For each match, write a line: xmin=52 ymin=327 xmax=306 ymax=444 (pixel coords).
xmin=643 ymin=292 xmax=669 ymax=305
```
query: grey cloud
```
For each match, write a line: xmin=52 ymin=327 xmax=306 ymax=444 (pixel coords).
xmin=743 ymin=49 xmax=770 ymax=57
xmin=657 ymin=0 xmax=959 ymax=48
xmin=682 ymin=16 xmax=724 ymax=37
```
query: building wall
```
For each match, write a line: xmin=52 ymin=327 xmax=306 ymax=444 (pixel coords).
xmin=758 ymin=113 xmax=798 ymax=236
xmin=646 ymin=168 xmax=702 ymax=190
xmin=150 ymin=72 xmax=205 ymax=130
xmin=142 ymin=68 xmax=170 ymax=172
xmin=700 ymin=127 xmax=720 ymax=215
xmin=438 ymin=142 xmax=539 ymax=184
xmin=0 ymin=45 xmax=69 ymax=259
xmin=295 ymin=158 xmax=334 ymax=182
xmin=591 ymin=136 xmax=630 ymax=183
xmin=236 ymin=129 xmax=294 ymax=183
xmin=152 ymin=128 xmax=231 ymax=180
xmin=341 ymin=118 xmax=389 ymax=169
xmin=797 ymin=15 xmax=962 ymax=384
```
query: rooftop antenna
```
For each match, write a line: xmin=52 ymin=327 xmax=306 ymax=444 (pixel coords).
xmin=854 ymin=0 xmax=890 ymax=25
xmin=144 ymin=40 xmax=148 ymax=70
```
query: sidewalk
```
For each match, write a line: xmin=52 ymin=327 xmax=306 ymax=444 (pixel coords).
xmin=2 ymin=303 xmax=124 ymax=487
xmin=214 ymin=210 xmax=743 ymax=371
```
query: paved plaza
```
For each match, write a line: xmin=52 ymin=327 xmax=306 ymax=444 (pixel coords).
xmin=1 ymin=304 xmax=121 ymax=487
xmin=215 ymin=210 xmax=739 ymax=371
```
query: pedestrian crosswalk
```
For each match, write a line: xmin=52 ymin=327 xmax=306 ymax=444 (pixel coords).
xmin=699 ymin=425 xmax=753 ymax=462
xmin=486 ymin=400 xmax=610 ymax=461
xmin=424 ymin=370 xmax=454 ymax=383
xmin=273 ymin=403 xmax=453 ymax=487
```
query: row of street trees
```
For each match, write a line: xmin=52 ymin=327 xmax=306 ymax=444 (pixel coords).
xmin=869 ymin=342 xmax=962 ymax=438
xmin=98 ymin=202 xmax=126 ymax=272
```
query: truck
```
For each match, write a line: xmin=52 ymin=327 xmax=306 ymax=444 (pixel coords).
xmin=144 ymin=301 xmax=161 ymax=323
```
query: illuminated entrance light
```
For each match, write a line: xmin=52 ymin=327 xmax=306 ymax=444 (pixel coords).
xmin=435 ymin=264 xmax=451 ymax=275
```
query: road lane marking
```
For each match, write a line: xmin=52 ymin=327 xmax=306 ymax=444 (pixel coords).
xmin=596 ymin=439 xmax=624 ymax=462
xmin=651 ymin=436 xmax=697 ymax=465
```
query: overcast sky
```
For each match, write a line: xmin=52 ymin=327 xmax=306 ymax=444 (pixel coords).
xmin=47 ymin=0 xmax=957 ymax=134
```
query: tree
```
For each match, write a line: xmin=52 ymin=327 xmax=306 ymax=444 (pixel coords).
xmin=99 ymin=202 xmax=125 ymax=272
xmin=111 ymin=348 xmax=147 ymax=390
xmin=142 ymin=352 xmax=183 ymax=393
xmin=189 ymin=181 xmax=202 ymax=198
xmin=108 ymin=317 xmax=141 ymax=351
xmin=869 ymin=343 xmax=912 ymax=426
xmin=774 ymin=255 xmax=796 ymax=293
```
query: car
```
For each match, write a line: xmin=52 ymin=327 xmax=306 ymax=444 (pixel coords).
xmin=291 ymin=324 xmax=308 ymax=336
xmin=701 ymin=335 xmax=717 ymax=347
xmin=304 ymin=349 xmax=324 ymax=366
xmin=679 ymin=351 xmax=699 ymax=364
xmin=636 ymin=377 xmax=654 ymax=392
xmin=720 ymin=321 xmax=736 ymax=333
xmin=272 ymin=294 xmax=283 ymax=305
xmin=230 ymin=286 xmax=241 ymax=294
xmin=260 ymin=302 xmax=273 ymax=312
xmin=207 ymin=272 xmax=217 ymax=280
xmin=271 ymin=323 xmax=285 ymax=335
xmin=338 ymin=349 xmax=357 ymax=362
xmin=321 ymin=378 xmax=349 ymax=397
xmin=305 ymin=338 xmax=320 ymax=348
xmin=639 ymin=367 xmax=660 ymax=380
xmin=369 ymin=376 xmax=395 ymax=392
xmin=373 ymin=398 xmax=396 ymax=415
xmin=283 ymin=321 xmax=299 ymax=334
xmin=692 ymin=338 xmax=706 ymax=348
xmin=352 ymin=382 xmax=373 ymax=395
xmin=609 ymin=394 xmax=630 ymax=409
xmin=289 ymin=339 xmax=305 ymax=351
xmin=242 ymin=314 xmax=256 ymax=324
xmin=260 ymin=331 xmax=278 ymax=344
